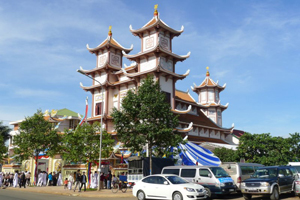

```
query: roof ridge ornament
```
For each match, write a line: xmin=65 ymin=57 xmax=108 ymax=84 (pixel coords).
xmin=206 ymin=66 xmax=210 ymax=77
xmin=108 ymin=26 xmax=112 ymax=37
xmin=154 ymin=4 xmax=158 ymax=17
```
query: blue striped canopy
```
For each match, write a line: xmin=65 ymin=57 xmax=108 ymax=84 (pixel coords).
xmin=178 ymin=142 xmax=221 ymax=166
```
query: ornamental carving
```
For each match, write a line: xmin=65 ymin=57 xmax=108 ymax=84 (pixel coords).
xmin=111 ymin=54 xmax=120 ymax=66
xmin=145 ymin=36 xmax=154 ymax=49
xmin=55 ymin=160 xmax=62 ymax=172
xmin=99 ymin=55 xmax=107 ymax=67
xmin=160 ymin=37 xmax=169 ymax=50
xmin=25 ymin=161 xmax=30 ymax=171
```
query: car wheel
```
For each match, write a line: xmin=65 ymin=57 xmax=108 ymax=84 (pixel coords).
xmin=243 ymin=194 xmax=252 ymax=200
xmin=204 ymin=187 xmax=211 ymax=199
xmin=173 ymin=191 xmax=183 ymax=200
xmin=270 ymin=186 xmax=279 ymax=200
xmin=137 ymin=190 xmax=146 ymax=200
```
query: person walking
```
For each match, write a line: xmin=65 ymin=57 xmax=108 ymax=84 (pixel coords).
xmin=93 ymin=171 xmax=98 ymax=189
xmin=100 ymin=172 xmax=105 ymax=189
xmin=48 ymin=172 xmax=53 ymax=186
xmin=42 ymin=171 xmax=47 ymax=186
xmin=13 ymin=170 xmax=19 ymax=187
xmin=19 ymin=172 xmax=26 ymax=188
xmin=57 ymin=172 xmax=63 ymax=186
xmin=37 ymin=171 xmax=43 ymax=186
xmin=80 ymin=172 xmax=87 ymax=192
xmin=0 ymin=172 xmax=3 ymax=187
xmin=25 ymin=172 xmax=30 ymax=186
xmin=64 ymin=178 xmax=68 ymax=189
xmin=73 ymin=170 xmax=81 ymax=192
xmin=68 ymin=173 xmax=74 ymax=190
xmin=107 ymin=171 xmax=112 ymax=189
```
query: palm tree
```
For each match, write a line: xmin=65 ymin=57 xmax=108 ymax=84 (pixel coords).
xmin=0 ymin=121 xmax=11 ymax=144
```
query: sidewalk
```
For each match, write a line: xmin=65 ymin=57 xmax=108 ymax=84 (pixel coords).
xmin=4 ymin=185 xmax=133 ymax=198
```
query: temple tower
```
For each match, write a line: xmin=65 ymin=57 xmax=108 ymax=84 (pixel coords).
xmin=192 ymin=67 xmax=228 ymax=126
xmin=123 ymin=5 xmax=191 ymax=110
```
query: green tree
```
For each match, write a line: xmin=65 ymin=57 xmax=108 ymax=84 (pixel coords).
xmin=0 ymin=134 xmax=7 ymax=161
xmin=111 ymin=75 xmax=184 ymax=174
xmin=237 ymin=132 xmax=291 ymax=166
xmin=213 ymin=147 xmax=239 ymax=162
xmin=61 ymin=122 xmax=114 ymax=165
xmin=288 ymin=132 xmax=300 ymax=161
xmin=0 ymin=121 xmax=11 ymax=143
xmin=13 ymin=110 xmax=61 ymax=181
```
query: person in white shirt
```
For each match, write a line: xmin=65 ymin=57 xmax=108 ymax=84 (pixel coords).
xmin=0 ymin=172 xmax=3 ymax=187
xmin=37 ymin=172 xmax=43 ymax=186
xmin=57 ymin=172 xmax=63 ymax=186
xmin=68 ymin=173 xmax=74 ymax=190
xmin=13 ymin=171 xmax=19 ymax=187
xmin=42 ymin=172 xmax=47 ymax=186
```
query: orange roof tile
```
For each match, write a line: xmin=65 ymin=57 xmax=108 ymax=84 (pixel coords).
xmin=175 ymin=90 xmax=195 ymax=103
xmin=145 ymin=18 xmax=157 ymax=27
xmin=110 ymin=38 xmax=122 ymax=49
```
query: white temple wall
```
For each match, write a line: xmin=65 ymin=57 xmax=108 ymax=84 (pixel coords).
xmin=143 ymin=31 xmax=157 ymax=52
xmin=106 ymin=121 xmax=114 ymax=133
xmin=98 ymin=50 xmax=108 ymax=68
xmin=94 ymin=71 xmax=107 ymax=85
xmin=190 ymin=127 xmax=198 ymax=136
xmin=217 ymin=109 xmax=222 ymax=126
xmin=200 ymin=91 xmax=207 ymax=103
xmin=120 ymin=74 xmax=130 ymax=82
xmin=215 ymin=89 xmax=219 ymax=102
xmin=159 ymin=75 xmax=173 ymax=106
xmin=208 ymin=89 xmax=214 ymax=103
xmin=140 ymin=56 xmax=156 ymax=72
xmin=108 ymin=88 xmax=116 ymax=114
xmin=208 ymin=108 xmax=216 ymax=123
xmin=108 ymin=73 xmax=118 ymax=83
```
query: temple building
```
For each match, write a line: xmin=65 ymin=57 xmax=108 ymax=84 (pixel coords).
xmin=80 ymin=6 xmax=237 ymax=147
xmin=3 ymin=109 xmax=81 ymax=178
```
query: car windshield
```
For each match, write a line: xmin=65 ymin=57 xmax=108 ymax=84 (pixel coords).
xmin=251 ymin=168 xmax=277 ymax=178
xmin=210 ymin=167 xmax=230 ymax=178
xmin=166 ymin=176 xmax=189 ymax=184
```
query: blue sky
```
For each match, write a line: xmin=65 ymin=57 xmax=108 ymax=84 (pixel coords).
xmin=0 ymin=0 xmax=299 ymax=137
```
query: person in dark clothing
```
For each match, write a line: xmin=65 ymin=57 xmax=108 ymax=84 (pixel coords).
xmin=73 ymin=170 xmax=81 ymax=192
xmin=19 ymin=172 xmax=26 ymax=188
xmin=52 ymin=172 xmax=57 ymax=186
xmin=107 ymin=171 xmax=112 ymax=189
xmin=80 ymin=172 xmax=87 ymax=192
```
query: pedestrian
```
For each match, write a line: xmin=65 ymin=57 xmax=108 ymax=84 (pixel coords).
xmin=112 ymin=175 xmax=118 ymax=187
xmin=64 ymin=178 xmax=68 ymax=189
xmin=100 ymin=172 xmax=105 ymax=189
xmin=73 ymin=170 xmax=81 ymax=192
xmin=68 ymin=173 xmax=74 ymax=190
xmin=37 ymin=171 xmax=43 ymax=186
xmin=48 ymin=172 xmax=53 ymax=186
xmin=52 ymin=172 xmax=57 ymax=186
xmin=13 ymin=170 xmax=19 ymax=187
xmin=93 ymin=171 xmax=98 ymax=189
xmin=80 ymin=172 xmax=87 ymax=192
xmin=42 ymin=171 xmax=47 ymax=186
xmin=0 ymin=172 xmax=3 ymax=187
xmin=19 ymin=172 xmax=26 ymax=188
xmin=9 ymin=173 xmax=13 ymax=187
xmin=57 ymin=172 xmax=63 ymax=186
xmin=25 ymin=172 xmax=30 ymax=186
xmin=107 ymin=171 xmax=112 ymax=189
xmin=89 ymin=171 xmax=94 ymax=188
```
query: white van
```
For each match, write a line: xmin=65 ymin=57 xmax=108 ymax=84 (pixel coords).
xmin=161 ymin=166 xmax=236 ymax=198
xmin=220 ymin=162 xmax=264 ymax=191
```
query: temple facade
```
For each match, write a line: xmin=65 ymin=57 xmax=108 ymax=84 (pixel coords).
xmin=80 ymin=6 xmax=236 ymax=145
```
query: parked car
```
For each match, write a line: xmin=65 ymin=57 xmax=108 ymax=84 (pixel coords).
xmin=294 ymin=178 xmax=300 ymax=197
xmin=220 ymin=162 xmax=264 ymax=192
xmin=161 ymin=166 xmax=236 ymax=199
xmin=241 ymin=166 xmax=296 ymax=200
xmin=132 ymin=174 xmax=207 ymax=200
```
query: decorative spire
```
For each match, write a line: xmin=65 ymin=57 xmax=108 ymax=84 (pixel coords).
xmin=206 ymin=66 xmax=210 ymax=76
xmin=154 ymin=4 xmax=158 ymax=16
xmin=108 ymin=26 xmax=112 ymax=37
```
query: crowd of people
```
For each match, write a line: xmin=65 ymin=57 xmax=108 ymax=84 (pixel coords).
xmin=0 ymin=171 xmax=31 ymax=188
xmin=0 ymin=170 xmax=126 ymax=192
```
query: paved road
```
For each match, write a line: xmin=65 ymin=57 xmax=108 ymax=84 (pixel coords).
xmin=1 ymin=189 xmax=299 ymax=200
xmin=0 ymin=189 xmax=135 ymax=200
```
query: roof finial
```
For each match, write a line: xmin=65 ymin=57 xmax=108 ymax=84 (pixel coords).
xmin=108 ymin=26 xmax=112 ymax=36
xmin=154 ymin=4 xmax=158 ymax=16
xmin=206 ymin=66 xmax=210 ymax=76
